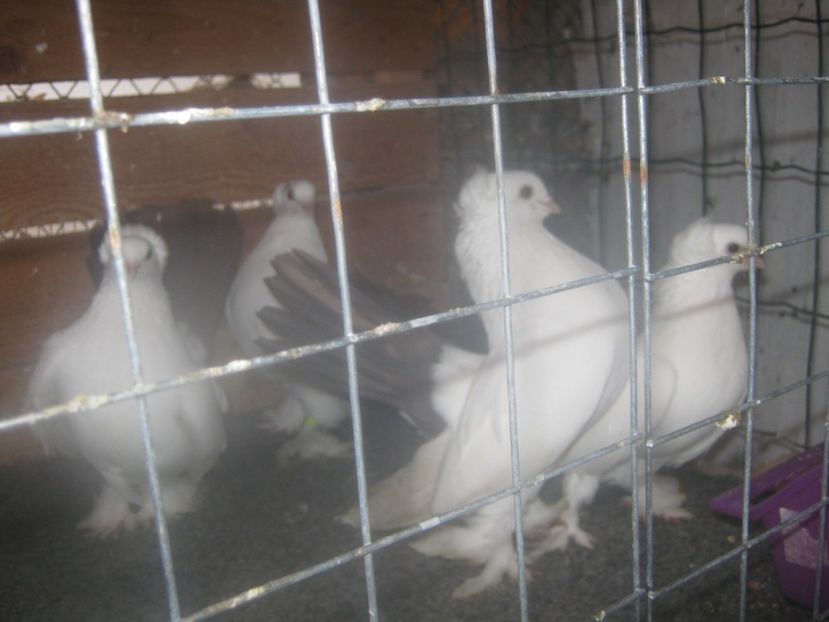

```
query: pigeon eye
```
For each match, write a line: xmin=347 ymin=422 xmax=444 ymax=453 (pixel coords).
xmin=726 ymin=242 xmax=740 ymax=254
xmin=144 ymin=245 xmax=153 ymax=261
xmin=519 ymin=185 xmax=533 ymax=199
xmin=287 ymin=187 xmax=295 ymax=201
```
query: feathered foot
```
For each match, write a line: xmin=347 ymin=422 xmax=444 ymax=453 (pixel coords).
xmin=129 ymin=479 xmax=199 ymax=528
xmin=259 ymin=398 xmax=306 ymax=435
xmin=79 ymin=485 xmax=141 ymax=537
xmin=411 ymin=498 xmax=526 ymax=598
xmin=524 ymin=499 xmax=594 ymax=563
xmin=624 ymin=475 xmax=693 ymax=522
xmin=339 ymin=430 xmax=451 ymax=530
xmin=276 ymin=426 xmax=350 ymax=462
xmin=452 ymin=542 xmax=521 ymax=599
xmin=525 ymin=473 xmax=598 ymax=561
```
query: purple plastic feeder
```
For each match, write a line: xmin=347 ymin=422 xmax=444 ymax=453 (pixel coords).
xmin=709 ymin=446 xmax=829 ymax=611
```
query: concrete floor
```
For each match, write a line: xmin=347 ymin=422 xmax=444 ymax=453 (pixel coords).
xmin=0 ymin=406 xmax=815 ymax=621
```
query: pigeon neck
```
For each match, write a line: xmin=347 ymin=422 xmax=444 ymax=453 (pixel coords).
xmin=653 ymin=267 xmax=737 ymax=319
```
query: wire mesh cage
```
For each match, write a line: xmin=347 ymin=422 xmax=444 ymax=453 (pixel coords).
xmin=0 ymin=1 xmax=827 ymax=621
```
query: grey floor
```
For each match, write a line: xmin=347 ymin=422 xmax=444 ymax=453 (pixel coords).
xmin=0 ymin=405 xmax=814 ymax=621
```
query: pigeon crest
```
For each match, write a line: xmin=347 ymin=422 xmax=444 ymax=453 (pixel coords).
xmin=28 ymin=223 xmax=226 ymax=536
xmin=97 ymin=224 xmax=169 ymax=273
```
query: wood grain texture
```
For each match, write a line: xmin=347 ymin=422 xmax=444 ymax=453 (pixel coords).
xmin=0 ymin=0 xmax=436 ymax=82
xmin=0 ymin=234 xmax=95 ymax=371
xmin=0 ymin=81 xmax=440 ymax=234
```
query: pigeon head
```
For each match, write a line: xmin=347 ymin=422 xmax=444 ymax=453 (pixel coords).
xmin=97 ymin=224 xmax=168 ymax=280
xmin=274 ymin=179 xmax=316 ymax=215
xmin=668 ymin=219 xmax=763 ymax=273
xmin=455 ymin=170 xmax=560 ymax=225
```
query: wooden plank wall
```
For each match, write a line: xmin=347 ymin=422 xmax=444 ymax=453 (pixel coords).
xmin=0 ymin=1 xmax=444 ymax=463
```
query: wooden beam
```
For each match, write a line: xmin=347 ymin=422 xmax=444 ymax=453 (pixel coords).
xmin=0 ymin=81 xmax=440 ymax=234
xmin=0 ymin=0 xmax=436 ymax=82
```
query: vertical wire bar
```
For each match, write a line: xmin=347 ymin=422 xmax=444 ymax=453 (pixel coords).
xmin=479 ymin=1 xmax=529 ymax=618
xmin=752 ymin=0 xmax=768 ymax=247
xmin=613 ymin=0 xmax=643 ymax=617
xmin=810 ymin=4 xmax=827 ymax=616
xmin=590 ymin=0 xmax=611 ymax=266
xmin=739 ymin=0 xmax=759 ymax=619
xmin=631 ymin=0 xmax=655 ymax=619
xmin=806 ymin=0 xmax=825 ymax=450
xmin=814 ymin=427 xmax=829 ymax=618
xmin=696 ymin=0 xmax=709 ymax=216
xmin=73 ymin=1 xmax=181 ymax=619
xmin=304 ymin=1 xmax=378 ymax=619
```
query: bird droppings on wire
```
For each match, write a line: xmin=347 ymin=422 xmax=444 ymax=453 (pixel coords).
xmin=356 ymin=97 xmax=387 ymax=112
xmin=716 ymin=410 xmax=743 ymax=430
xmin=96 ymin=110 xmax=133 ymax=132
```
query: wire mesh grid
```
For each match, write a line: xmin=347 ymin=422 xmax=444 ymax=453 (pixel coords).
xmin=1 ymin=0 xmax=828 ymax=620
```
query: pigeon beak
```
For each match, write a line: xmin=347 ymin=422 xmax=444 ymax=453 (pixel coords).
xmin=540 ymin=197 xmax=561 ymax=215
xmin=126 ymin=260 xmax=140 ymax=278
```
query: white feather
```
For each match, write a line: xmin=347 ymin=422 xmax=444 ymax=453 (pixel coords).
xmin=28 ymin=224 xmax=226 ymax=536
xmin=225 ymin=180 xmax=348 ymax=459
xmin=548 ymin=219 xmax=754 ymax=550
xmin=405 ymin=170 xmax=629 ymax=597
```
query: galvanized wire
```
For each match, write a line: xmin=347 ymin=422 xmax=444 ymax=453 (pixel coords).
xmin=806 ymin=0 xmax=827 ymax=451
xmin=72 ymin=0 xmax=182 ymax=620
xmin=75 ymin=2 xmax=182 ymax=621
xmin=479 ymin=0 xmax=530 ymax=617
xmin=3 ymin=77 xmax=829 ymax=140
xmin=612 ymin=0 xmax=644 ymax=618
xmin=738 ymin=0 xmax=761 ymax=619
xmin=630 ymin=0 xmax=657 ymax=619
xmin=2 ymin=1 xmax=828 ymax=620
xmin=305 ymin=1 xmax=379 ymax=619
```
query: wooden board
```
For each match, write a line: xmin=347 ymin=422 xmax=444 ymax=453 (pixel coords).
xmin=0 ymin=233 xmax=94 ymax=463
xmin=0 ymin=234 xmax=95 ymax=373
xmin=0 ymin=0 xmax=436 ymax=82
xmin=0 ymin=81 xmax=441 ymax=234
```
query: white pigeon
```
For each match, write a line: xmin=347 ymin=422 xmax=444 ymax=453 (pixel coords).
xmin=537 ymin=218 xmax=759 ymax=555
xmin=27 ymin=224 xmax=227 ymax=536
xmin=225 ymin=180 xmax=348 ymax=460
xmin=259 ymin=170 xmax=628 ymax=596
xmin=398 ymin=170 xmax=630 ymax=597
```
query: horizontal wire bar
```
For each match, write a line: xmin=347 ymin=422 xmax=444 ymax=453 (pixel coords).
xmin=1 ymin=266 xmax=634 ymax=435
xmin=0 ymin=87 xmax=631 ymax=138
xmin=649 ymin=497 xmax=829 ymax=601
xmin=2 ymin=75 xmax=827 ymax=140
xmin=591 ymin=588 xmax=647 ymax=621
xmin=647 ymin=229 xmax=829 ymax=282
xmin=648 ymin=370 xmax=829 ymax=449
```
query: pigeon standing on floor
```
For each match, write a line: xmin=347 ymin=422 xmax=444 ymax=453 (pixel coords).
xmin=405 ymin=170 xmax=629 ymax=596
xmin=225 ymin=180 xmax=348 ymax=460
xmin=536 ymin=219 xmax=759 ymax=555
xmin=258 ymin=170 xmax=629 ymax=597
xmin=28 ymin=224 xmax=227 ymax=536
